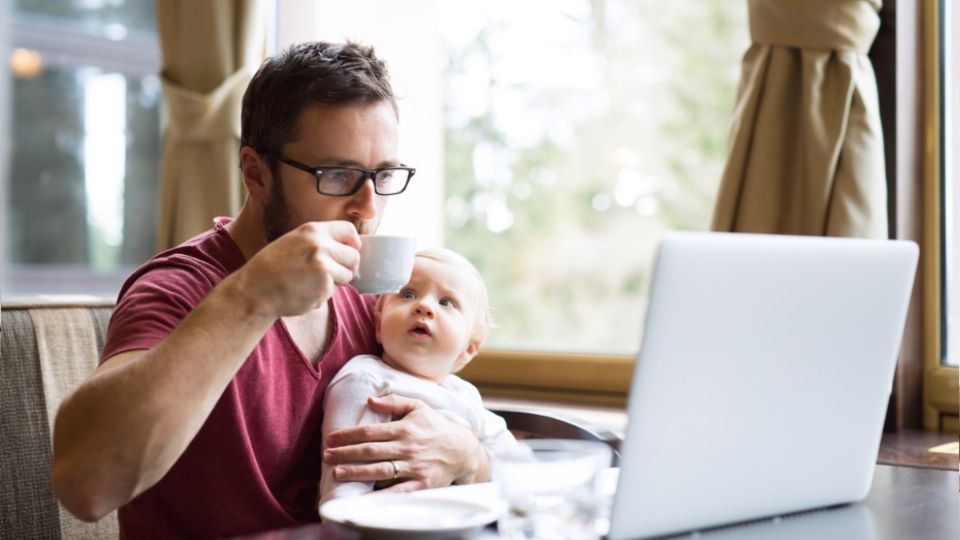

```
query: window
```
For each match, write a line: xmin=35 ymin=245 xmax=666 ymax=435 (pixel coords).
xmin=921 ymin=0 xmax=958 ymax=431
xmin=1 ymin=0 xmax=161 ymax=297
xmin=278 ymin=0 xmax=748 ymax=355
xmin=944 ymin=0 xmax=958 ymax=368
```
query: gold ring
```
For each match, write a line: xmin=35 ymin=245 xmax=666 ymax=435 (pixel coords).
xmin=389 ymin=460 xmax=400 ymax=480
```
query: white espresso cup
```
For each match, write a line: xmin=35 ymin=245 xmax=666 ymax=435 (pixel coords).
xmin=350 ymin=235 xmax=417 ymax=294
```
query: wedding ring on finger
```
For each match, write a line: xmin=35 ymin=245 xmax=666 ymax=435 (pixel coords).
xmin=388 ymin=459 xmax=400 ymax=480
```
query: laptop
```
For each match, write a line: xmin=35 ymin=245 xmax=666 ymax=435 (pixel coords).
xmin=607 ymin=231 xmax=918 ymax=539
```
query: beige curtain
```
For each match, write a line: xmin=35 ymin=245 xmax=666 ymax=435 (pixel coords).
xmin=712 ymin=0 xmax=886 ymax=238
xmin=155 ymin=0 xmax=264 ymax=250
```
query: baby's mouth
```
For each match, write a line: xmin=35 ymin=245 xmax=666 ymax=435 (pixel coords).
xmin=408 ymin=322 xmax=432 ymax=337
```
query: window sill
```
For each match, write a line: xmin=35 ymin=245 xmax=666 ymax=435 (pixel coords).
xmin=483 ymin=396 xmax=628 ymax=439
xmin=878 ymin=430 xmax=959 ymax=471
xmin=484 ymin=400 xmax=959 ymax=472
xmin=463 ymin=349 xmax=634 ymax=407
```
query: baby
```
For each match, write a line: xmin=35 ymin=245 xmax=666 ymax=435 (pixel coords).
xmin=319 ymin=247 xmax=520 ymax=505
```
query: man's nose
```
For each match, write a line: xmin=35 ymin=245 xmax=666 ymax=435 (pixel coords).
xmin=345 ymin=178 xmax=378 ymax=221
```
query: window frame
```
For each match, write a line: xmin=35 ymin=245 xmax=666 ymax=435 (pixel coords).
xmin=921 ymin=0 xmax=959 ymax=431
xmin=0 ymin=10 xmax=161 ymax=298
xmin=460 ymin=350 xmax=633 ymax=406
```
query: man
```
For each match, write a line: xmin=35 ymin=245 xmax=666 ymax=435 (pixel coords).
xmin=51 ymin=41 xmax=489 ymax=538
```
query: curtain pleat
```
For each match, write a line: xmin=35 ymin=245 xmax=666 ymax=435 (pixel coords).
xmin=154 ymin=0 xmax=265 ymax=250
xmin=712 ymin=0 xmax=886 ymax=238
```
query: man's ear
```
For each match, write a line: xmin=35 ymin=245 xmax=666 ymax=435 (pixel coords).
xmin=452 ymin=338 xmax=481 ymax=373
xmin=239 ymin=146 xmax=271 ymax=203
xmin=373 ymin=295 xmax=386 ymax=344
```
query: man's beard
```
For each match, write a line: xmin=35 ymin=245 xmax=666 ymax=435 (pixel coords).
xmin=262 ymin=176 xmax=291 ymax=242
xmin=262 ymin=178 xmax=376 ymax=241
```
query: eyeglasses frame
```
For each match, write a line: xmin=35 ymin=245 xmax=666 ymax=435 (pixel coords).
xmin=266 ymin=153 xmax=416 ymax=196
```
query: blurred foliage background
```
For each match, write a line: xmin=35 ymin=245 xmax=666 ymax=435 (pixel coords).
xmin=439 ymin=0 xmax=748 ymax=353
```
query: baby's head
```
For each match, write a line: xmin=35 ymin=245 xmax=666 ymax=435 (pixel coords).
xmin=374 ymin=248 xmax=492 ymax=382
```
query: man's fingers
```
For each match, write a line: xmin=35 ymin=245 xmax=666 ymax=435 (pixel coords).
xmin=331 ymin=460 xmax=398 ymax=482
xmin=365 ymin=394 xmax=424 ymax=417
xmin=298 ymin=221 xmax=361 ymax=276
xmin=314 ymin=252 xmax=355 ymax=285
xmin=330 ymin=221 xmax=362 ymax=249
xmin=302 ymin=220 xmax=361 ymax=249
xmin=325 ymin=421 xmax=408 ymax=449
xmin=321 ymin=234 xmax=361 ymax=270
xmin=375 ymin=480 xmax=423 ymax=494
xmin=324 ymin=440 xmax=386 ymax=462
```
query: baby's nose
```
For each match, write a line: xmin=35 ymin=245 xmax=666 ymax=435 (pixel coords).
xmin=414 ymin=300 xmax=435 ymax=316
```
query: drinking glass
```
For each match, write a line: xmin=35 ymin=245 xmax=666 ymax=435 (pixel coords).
xmin=494 ymin=439 xmax=612 ymax=540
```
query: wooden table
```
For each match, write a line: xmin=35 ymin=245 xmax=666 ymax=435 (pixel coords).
xmin=235 ymin=464 xmax=959 ymax=539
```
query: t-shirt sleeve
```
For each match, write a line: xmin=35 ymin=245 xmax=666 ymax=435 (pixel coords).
xmin=101 ymin=257 xmax=221 ymax=363
xmin=319 ymin=364 xmax=391 ymax=507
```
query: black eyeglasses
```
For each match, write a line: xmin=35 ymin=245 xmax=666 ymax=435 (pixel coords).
xmin=268 ymin=153 xmax=415 ymax=196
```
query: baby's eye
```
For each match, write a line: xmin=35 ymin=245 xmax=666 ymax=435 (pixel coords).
xmin=399 ymin=289 xmax=416 ymax=300
xmin=439 ymin=297 xmax=457 ymax=308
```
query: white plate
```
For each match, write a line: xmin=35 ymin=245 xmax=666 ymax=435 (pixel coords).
xmin=320 ymin=484 xmax=503 ymax=538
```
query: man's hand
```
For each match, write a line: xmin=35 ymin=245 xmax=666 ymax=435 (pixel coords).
xmin=232 ymin=221 xmax=361 ymax=318
xmin=323 ymin=395 xmax=490 ymax=492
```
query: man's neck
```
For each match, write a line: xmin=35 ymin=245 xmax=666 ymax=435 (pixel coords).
xmin=224 ymin=203 xmax=268 ymax=261
xmin=283 ymin=304 xmax=333 ymax=366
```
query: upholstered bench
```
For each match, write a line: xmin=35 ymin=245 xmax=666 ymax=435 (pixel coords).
xmin=1 ymin=298 xmax=118 ymax=539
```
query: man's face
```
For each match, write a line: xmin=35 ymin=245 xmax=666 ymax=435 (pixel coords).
xmin=263 ymin=100 xmax=400 ymax=240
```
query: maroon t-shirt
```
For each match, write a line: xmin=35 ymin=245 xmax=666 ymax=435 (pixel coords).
xmin=101 ymin=218 xmax=379 ymax=539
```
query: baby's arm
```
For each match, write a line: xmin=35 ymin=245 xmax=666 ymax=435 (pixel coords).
xmin=455 ymin=378 xmax=525 ymax=460
xmin=319 ymin=371 xmax=389 ymax=507
xmin=479 ymin=407 xmax=524 ymax=459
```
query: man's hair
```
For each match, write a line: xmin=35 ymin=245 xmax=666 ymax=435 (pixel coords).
xmin=240 ymin=41 xmax=396 ymax=157
xmin=415 ymin=248 xmax=494 ymax=346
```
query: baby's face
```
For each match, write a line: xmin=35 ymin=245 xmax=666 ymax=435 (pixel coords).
xmin=376 ymin=257 xmax=481 ymax=382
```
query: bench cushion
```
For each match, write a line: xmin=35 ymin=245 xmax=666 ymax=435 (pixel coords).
xmin=1 ymin=300 xmax=119 ymax=539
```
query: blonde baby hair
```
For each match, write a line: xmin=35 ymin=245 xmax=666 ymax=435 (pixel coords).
xmin=415 ymin=247 xmax=494 ymax=346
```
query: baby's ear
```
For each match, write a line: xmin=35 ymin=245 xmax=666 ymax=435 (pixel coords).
xmin=452 ymin=338 xmax=482 ymax=373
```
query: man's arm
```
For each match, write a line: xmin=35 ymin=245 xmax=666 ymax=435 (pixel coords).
xmin=52 ymin=222 xmax=360 ymax=521
xmin=322 ymin=395 xmax=491 ymax=492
